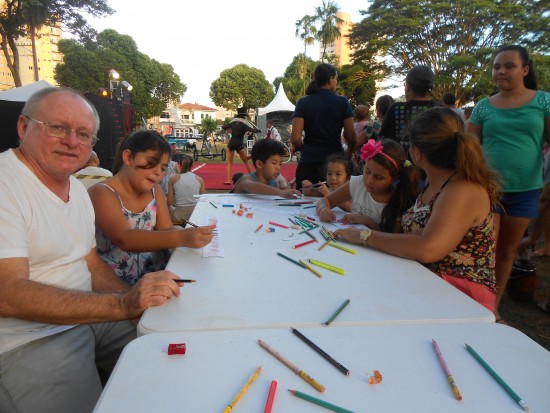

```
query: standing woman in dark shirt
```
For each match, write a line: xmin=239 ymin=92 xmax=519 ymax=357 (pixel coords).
xmin=221 ymin=107 xmax=261 ymax=185
xmin=290 ymin=63 xmax=356 ymax=190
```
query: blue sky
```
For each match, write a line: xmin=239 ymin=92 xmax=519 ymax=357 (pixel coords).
xmin=86 ymin=0 xmax=374 ymax=107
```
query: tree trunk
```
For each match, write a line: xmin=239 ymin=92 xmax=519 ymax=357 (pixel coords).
xmin=30 ymin=26 xmax=39 ymax=82
xmin=1 ymin=36 xmax=22 ymax=87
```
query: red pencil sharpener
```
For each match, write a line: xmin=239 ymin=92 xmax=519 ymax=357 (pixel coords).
xmin=168 ymin=343 xmax=186 ymax=355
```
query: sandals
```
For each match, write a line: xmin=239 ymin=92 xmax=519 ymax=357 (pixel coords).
xmin=496 ymin=318 xmax=508 ymax=325
xmin=537 ymin=301 xmax=550 ymax=314
xmin=223 ymin=181 xmax=232 ymax=185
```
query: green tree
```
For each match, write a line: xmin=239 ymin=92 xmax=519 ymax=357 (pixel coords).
xmin=273 ymin=54 xmax=318 ymax=103
xmin=198 ymin=115 xmax=218 ymax=137
xmin=55 ymin=29 xmax=186 ymax=120
xmin=337 ymin=63 xmax=378 ymax=107
xmin=209 ymin=64 xmax=273 ymax=112
xmin=349 ymin=0 xmax=550 ymax=106
xmin=0 ymin=0 xmax=113 ymax=87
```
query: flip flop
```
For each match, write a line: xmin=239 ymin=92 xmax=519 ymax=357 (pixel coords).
xmin=496 ymin=318 xmax=508 ymax=325
xmin=223 ymin=181 xmax=232 ymax=185
xmin=537 ymin=301 xmax=550 ymax=314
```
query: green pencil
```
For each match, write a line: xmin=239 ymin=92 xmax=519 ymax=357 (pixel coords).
xmin=277 ymin=252 xmax=306 ymax=268
xmin=288 ymin=389 xmax=355 ymax=413
xmin=324 ymin=299 xmax=351 ymax=325
xmin=465 ymin=343 xmax=529 ymax=412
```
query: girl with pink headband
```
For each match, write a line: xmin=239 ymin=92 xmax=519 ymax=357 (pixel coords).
xmin=316 ymin=139 xmax=420 ymax=232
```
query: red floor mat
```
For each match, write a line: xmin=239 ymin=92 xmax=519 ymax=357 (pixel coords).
xmin=192 ymin=162 xmax=297 ymax=191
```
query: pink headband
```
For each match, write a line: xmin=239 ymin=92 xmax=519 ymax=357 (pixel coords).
xmin=360 ymin=139 xmax=399 ymax=172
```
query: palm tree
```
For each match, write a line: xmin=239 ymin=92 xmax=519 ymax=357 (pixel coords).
xmin=22 ymin=0 xmax=49 ymax=82
xmin=295 ymin=15 xmax=317 ymax=95
xmin=313 ymin=0 xmax=343 ymax=62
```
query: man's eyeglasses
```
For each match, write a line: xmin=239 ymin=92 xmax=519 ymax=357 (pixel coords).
xmin=24 ymin=115 xmax=98 ymax=146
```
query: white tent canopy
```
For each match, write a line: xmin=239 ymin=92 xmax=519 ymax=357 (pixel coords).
xmin=258 ymin=83 xmax=295 ymax=116
xmin=0 ymin=80 xmax=55 ymax=102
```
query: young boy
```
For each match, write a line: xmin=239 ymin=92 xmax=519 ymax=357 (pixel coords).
xmin=232 ymin=139 xmax=301 ymax=199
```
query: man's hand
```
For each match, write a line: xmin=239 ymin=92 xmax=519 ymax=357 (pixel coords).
xmin=121 ymin=271 xmax=182 ymax=319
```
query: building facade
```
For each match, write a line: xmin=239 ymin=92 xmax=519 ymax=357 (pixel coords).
xmin=0 ymin=18 xmax=62 ymax=91
xmin=156 ymin=102 xmax=217 ymax=137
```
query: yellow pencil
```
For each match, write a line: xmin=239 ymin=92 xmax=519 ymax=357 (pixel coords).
xmin=309 ymin=259 xmax=346 ymax=275
xmin=318 ymin=240 xmax=330 ymax=251
xmin=328 ymin=242 xmax=357 ymax=255
xmin=299 ymin=259 xmax=323 ymax=278
xmin=222 ymin=366 xmax=262 ymax=413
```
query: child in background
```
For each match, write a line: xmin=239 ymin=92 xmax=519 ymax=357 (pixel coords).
xmin=302 ymin=154 xmax=352 ymax=212
xmin=316 ymin=139 xmax=420 ymax=232
xmin=167 ymin=154 xmax=205 ymax=225
xmin=353 ymin=105 xmax=370 ymax=136
xmin=89 ymin=130 xmax=213 ymax=285
xmin=232 ymin=139 xmax=302 ymax=199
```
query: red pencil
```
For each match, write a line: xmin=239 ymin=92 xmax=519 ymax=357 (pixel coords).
xmin=263 ymin=380 xmax=278 ymax=413
xmin=293 ymin=239 xmax=316 ymax=249
xmin=255 ymin=224 xmax=264 ymax=233
xmin=269 ymin=221 xmax=289 ymax=229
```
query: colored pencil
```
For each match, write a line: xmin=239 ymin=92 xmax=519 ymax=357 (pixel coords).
xmin=299 ymin=259 xmax=323 ymax=278
xmin=184 ymin=220 xmax=199 ymax=228
xmin=324 ymin=299 xmax=350 ymax=325
xmin=293 ymin=239 xmax=317 ymax=249
xmin=263 ymin=380 xmax=278 ymax=413
xmin=269 ymin=221 xmax=289 ymax=229
xmin=309 ymin=259 xmax=346 ymax=275
xmin=291 ymin=328 xmax=350 ymax=376
xmin=255 ymin=224 xmax=264 ymax=233
xmin=257 ymin=339 xmax=325 ymax=392
xmin=328 ymin=242 xmax=357 ymax=255
xmin=222 ymin=204 xmax=234 ymax=207
xmin=432 ymin=339 xmax=462 ymax=400
xmin=209 ymin=201 xmax=217 ymax=208
xmin=288 ymin=389 xmax=354 ymax=413
xmin=174 ymin=279 xmax=196 ymax=283
xmin=318 ymin=240 xmax=331 ymax=251
xmin=303 ymin=229 xmax=318 ymax=242
xmin=302 ymin=205 xmax=317 ymax=209
xmin=222 ymin=366 xmax=262 ymax=413
xmin=277 ymin=252 xmax=307 ymax=269
xmin=277 ymin=204 xmax=301 ymax=206
xmin=301 ymin=181 xmax=326 ymax=190
xmin=465 ymin=343 xmax=529 ymax=412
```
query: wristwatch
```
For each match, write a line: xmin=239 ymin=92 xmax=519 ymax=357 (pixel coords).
xmin=360 ymin=228 xmax=372 ymax=245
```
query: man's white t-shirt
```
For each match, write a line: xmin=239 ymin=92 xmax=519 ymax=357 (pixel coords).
xmin=0 ymin=149 xmax=96 ymax=354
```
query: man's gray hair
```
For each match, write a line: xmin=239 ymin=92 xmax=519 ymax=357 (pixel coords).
xmin=22 ymin=87 xmax=100 ymax=134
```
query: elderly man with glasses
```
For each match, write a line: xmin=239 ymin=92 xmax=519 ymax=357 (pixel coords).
xmin=0 ymin=88 xmax=182 ymax=413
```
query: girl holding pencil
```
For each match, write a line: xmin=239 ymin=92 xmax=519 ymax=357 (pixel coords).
xmin=89 ymin=130 xmax=213 ymax=285
xmin=334 ymin=108 xmax=500 ymax=312
xmin=316 ymin=139 xmax=420 ymax=232
xmin=302 ymin=153 xmax=352 ymax=212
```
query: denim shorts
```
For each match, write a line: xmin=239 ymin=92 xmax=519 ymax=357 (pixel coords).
xmin=495 ymin=189 xmax=541 ymax=218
